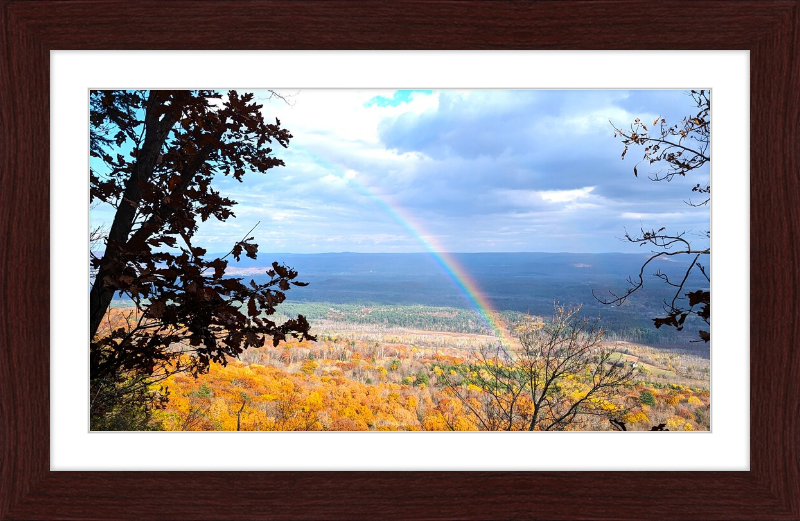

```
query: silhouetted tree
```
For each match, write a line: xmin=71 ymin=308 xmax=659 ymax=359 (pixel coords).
xmin=441 ymin=305 xmax=635 ymax=431
xmin=90 ymin=90 xmax=315 ymax=427
xmin=596 ymin=91 xmax=710 ymax=343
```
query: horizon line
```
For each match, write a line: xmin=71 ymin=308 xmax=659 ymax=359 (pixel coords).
xmin=224 ymin=250 xmax=645 ymax=256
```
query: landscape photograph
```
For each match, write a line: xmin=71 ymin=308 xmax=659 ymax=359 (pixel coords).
xmin=89 ymin=88 xmax=710 ymax=432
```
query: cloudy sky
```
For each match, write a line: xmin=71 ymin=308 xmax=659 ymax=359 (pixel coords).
xmin=96 ymin=89 xmax=711 ymax=254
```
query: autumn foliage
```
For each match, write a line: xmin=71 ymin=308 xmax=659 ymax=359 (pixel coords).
xmin=150 ymin=309 xmax=710 ymax=432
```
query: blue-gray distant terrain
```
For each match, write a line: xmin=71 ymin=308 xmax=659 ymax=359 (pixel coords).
xmin=105 ymin=251 xmax=708 ymax=350
xmin=234 ymin=252 xmax=709 ymax=350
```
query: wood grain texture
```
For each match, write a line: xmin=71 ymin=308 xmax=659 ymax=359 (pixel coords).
xmin=0 ymin=0 xmax=798 ymax=519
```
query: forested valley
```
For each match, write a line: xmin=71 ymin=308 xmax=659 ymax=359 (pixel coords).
xmin=98 ymin=302 xmax=710 ymax=432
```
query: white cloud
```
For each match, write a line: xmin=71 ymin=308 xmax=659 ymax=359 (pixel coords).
xmin=259 ymin=89 xmax=439 ymax=145
xmin=621 ymin=212 xmax=686 ymax=220
xmin=539 ymin=186 xmax=596 ymax=203
xmin=183 ymin=89 xmax=710 ymax=253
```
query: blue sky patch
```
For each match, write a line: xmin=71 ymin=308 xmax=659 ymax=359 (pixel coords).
xmin=365 ymin=90 xmax=433 ymax=108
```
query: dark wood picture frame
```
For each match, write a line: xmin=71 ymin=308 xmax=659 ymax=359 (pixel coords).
xmin=1 ymin=1 xmax=798 ymax=519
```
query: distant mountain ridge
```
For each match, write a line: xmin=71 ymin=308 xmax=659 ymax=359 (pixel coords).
xmin=103 ymin=251 xmax=708 ymax=349
xmin=225 ymin=252 xmax=707 ymax=348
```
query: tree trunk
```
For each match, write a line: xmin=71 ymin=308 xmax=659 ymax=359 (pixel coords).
xmin=89 ymin=92 xmax=178 ymax=340
xmin=236 ymin=401 xmax=246 ymax=431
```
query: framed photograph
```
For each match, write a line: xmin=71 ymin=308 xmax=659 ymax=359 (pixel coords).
xmin=58 ymin=51 xmax=745 ymax=470
xmin=2 ymin=1 xmax=798 ymax=519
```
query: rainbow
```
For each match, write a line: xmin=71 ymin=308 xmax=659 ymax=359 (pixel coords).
xmin=347 ymin=176 xmax=516 ymax=351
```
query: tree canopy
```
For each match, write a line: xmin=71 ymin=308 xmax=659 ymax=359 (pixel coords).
xmin=89 ymin=90 xmax=315 ymax=426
